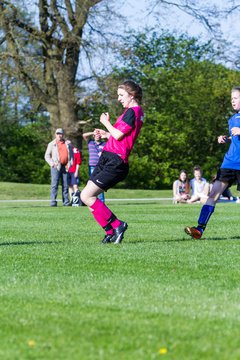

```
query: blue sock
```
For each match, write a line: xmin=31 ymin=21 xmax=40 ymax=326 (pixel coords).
xmin=197 ymin=205 xmax=215 ymax=231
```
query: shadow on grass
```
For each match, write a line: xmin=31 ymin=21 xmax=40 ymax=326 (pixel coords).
xmin=128 ymin=235 xmax=240 ymax=244
xmin=202 ymin=235 xmax=240 ymax=241
xmin=162 ymin=236 xmax=240 ymax=242
xmin=0 ymin=240 xmax=63 ymax=247
xmin=0 ymin=205 xmax=50 ymax=209
xmin=127 ymin=238 xmax=188 ymax=244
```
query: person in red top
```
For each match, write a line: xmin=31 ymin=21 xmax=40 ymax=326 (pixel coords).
xmin=81 ymin=80 xmax=144 ymax=244
xmin=66 ymin=141 xmax=82 ymax=206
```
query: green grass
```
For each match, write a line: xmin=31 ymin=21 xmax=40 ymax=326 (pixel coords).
xmin=0 ymin=183 xmax=240 ymax=359
xmin=0 ymin=181 xmax=172 ymax=200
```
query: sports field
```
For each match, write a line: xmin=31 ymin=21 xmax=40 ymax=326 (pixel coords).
xmin=0 ymin=183 xmax=239 ymax=360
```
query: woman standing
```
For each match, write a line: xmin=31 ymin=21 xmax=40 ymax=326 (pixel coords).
xmin=81 ymin=80 xmax=144 ymax=244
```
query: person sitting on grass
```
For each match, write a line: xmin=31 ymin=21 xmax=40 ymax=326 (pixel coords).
xmin=187 ymin=165 xmax=210 ymax=205
xmin=173 ymin=170 xmax=191 ymax=204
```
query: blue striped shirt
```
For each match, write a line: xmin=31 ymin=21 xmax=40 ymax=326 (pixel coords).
xmin=88 ymin=140 xmax=105 ymax=166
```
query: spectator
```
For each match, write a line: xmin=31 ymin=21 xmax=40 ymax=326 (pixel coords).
xmin=66 ymin=141 xmax=82 ymax=206
xmin=82 ymin=131 xmax=106 ymax=202
xmin=187 ymin=165 xmax=210 ymax=204
xmin=173 ymin=170 xmax=190 ymax=203
xmin=44 ymin=128 xmax=73 ymax=207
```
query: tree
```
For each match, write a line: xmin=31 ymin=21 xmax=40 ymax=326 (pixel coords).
xmin=0 ymin=0 xmax=120 ymax=146
xmin=97 ymin=31 xmax=240 ymax=188
xmin=148 ymin=0 xmax=240 ymax=70
xmin=0 ymin=118 xmax=51 ymax=183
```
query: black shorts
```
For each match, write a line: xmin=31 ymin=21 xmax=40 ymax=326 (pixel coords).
xmin=90 ymin=151 xmax=129 ymax=191
xmin=216 ymin=168 xmax=240 ymax=190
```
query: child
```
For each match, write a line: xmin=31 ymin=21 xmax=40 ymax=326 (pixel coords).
xmin=66 ymin=141 xmax=82 ymax=206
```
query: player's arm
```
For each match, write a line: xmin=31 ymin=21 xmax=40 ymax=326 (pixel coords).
xmin=218 ymin=135 xmax=231 ymax=144
xmin=99 ymin=109 xmax=135 ymax=140
xmin=100 ymin=113 xmax=124 ymax=140
xmin=231 ymin=127 xmax=240 ymax=136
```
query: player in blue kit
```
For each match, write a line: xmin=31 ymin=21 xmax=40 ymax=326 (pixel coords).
xmin=185 ymin=86 xmax=240 ymax=239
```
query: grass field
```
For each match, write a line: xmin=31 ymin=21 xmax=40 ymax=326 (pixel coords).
xmin=0 ymin=183 xmax=240 ymax=359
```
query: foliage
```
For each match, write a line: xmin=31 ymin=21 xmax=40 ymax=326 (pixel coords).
xmin=1 ymin=28 xmax=240 ymax=187
xmin=0 ymin=119 xmax=51 ymax=184
xmin=0 ymin=0 xmax=118 ymax=142
xmin=97 ymin=31 xmax=240 ymax=188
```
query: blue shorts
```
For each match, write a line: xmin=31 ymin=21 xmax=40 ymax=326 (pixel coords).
xmin=67 ymin=172 xmax=80 ymax=186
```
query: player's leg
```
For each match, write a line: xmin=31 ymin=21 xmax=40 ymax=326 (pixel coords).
xmin=81 ymin=180 xmax=125 ymax=243
xmin=185 ymin=180 xmax=228 ymax=239
xmin=89 ymin=165 xmax=105 ymax=203
xmin=199 ymin=182 xmax=210 ymax=204
xmin=81 ymin=153 xmax=129 ymax=243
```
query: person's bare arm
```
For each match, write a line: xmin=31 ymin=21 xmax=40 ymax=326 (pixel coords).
xmin=218 ymin=135 xmax=231 ymax=143
xmin=82 ymin=132 xmax=94 ymax=141
xmin=94 ymin=128 xmax=110 ymax=139
xmin=99 ymin=113 xmax=124 ymax=140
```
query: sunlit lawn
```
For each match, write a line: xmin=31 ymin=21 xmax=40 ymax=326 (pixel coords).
xmin=0 ymin=184 xmax=240 ymax=359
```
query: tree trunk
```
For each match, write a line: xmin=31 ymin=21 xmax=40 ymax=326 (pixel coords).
xmin=0 ymin=0 xmax=103 ymax=149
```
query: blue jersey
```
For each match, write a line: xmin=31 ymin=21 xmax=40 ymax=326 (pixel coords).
xmin=221 ymin=112 xmax=240 ymax=169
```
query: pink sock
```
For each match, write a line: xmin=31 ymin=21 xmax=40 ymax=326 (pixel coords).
xmin=106 ymin=229 xmax=114 ymax=235
xmin=111 ymin=218 xmax=121 ymax=229
xmin=90 ymin=198 xmax=113 ymax=228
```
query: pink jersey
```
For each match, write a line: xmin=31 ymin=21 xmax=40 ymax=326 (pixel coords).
xmin=103 ymin=106 xmax=144 ymax=163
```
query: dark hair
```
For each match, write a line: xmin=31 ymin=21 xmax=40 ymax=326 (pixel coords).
xmin=179 ymin=169 xmax=189 ymax=182
xmin=232 ymin=86 xmax=240 ymax=92
xmin=118 ymin=80 xmax=143 ymax=104
xmin=193 ymin=165 xmax=202 ymax=174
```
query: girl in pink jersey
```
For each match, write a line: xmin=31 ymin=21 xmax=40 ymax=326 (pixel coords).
xmin=81 ymin=80 xmax=144 ymax=244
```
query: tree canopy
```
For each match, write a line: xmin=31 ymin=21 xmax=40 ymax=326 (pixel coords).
xmin=1 ymin=2 xmax=240 ymax=188
xmin=92 ymin=31 xmax=240 ymax=188
xmin=0 ymin=0 xmax=115 ymax=145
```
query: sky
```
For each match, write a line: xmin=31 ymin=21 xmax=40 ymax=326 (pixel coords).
xmin=118 ymin=0 xmax=238 ymax=46
xmin=13 ymin=0 xmax=240 ymax=79
xmin=114 ymin=0 xmax=240 ymax=70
